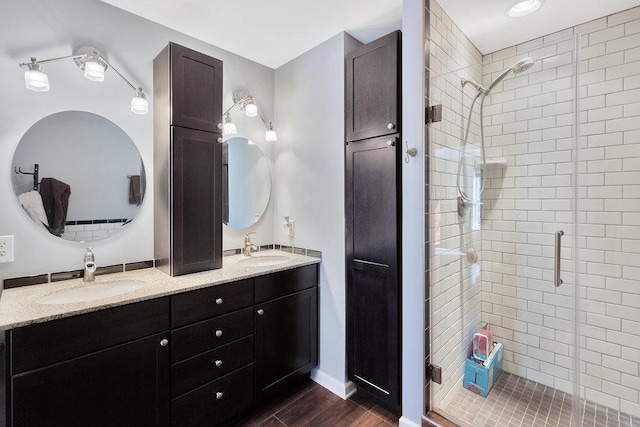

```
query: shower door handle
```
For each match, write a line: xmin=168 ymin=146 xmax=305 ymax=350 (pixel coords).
xmin=554 ymin=230 xmax=564 ymax=287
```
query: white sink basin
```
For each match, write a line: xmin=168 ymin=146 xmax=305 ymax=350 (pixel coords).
xmin=236 ymin=255 xmax=290 ymax=267
xmin=37 ymin=280 xmax=145 ymax=305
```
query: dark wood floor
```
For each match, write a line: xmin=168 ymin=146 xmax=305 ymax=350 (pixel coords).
xmin=231 ymin=380 xmax=400 ymax=426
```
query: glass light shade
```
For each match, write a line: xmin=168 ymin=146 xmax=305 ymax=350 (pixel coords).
xmin=245 ymin=102 xmax=258 ymax=117
xmin=265 ymin=129 xmax=277 ymax=142
xmin=131 ymin=95 xmax=149 ymax=115
xmin=84 ymin=60 xmax=105 ymax=82
xmin=507 ymin=0 xmax=542 ymax=17
xmin=24 ymin=69 xmax=50 ymax=92
xmin=223 ymin=121 xmax=237 ymax=135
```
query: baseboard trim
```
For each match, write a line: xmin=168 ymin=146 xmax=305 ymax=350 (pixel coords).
xmin=310 ymin=368 xmax=357 ymax=399
xmin=400 ymin=416 xmax=422 ymax=427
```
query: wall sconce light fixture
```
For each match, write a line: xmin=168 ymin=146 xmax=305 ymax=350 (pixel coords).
xmin=221 ymin=90 xmax=277 ymax=141
xmin=19 ymin=45 xmax=149 ymax=115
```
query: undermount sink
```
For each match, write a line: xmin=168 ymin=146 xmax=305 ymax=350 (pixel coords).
xmin=236 ymin=255 xmax=290 ymax=267
xmin=37 ymin=280 xmax=145 ymax=305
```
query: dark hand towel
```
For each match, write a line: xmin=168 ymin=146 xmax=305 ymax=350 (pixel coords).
xmin=39 ymin=177 xmax=71 ymax=236
xmin=129 ymin=175 xmax=141 ymax=205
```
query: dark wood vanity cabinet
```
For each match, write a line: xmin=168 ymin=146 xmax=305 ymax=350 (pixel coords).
xmin=171 ymin=279 xmax=255 ymax=427
xmin=254 ymin=265 xmax=319 ymax=402
xmin=154 ymin=42 xmax=223 ymax=276
xmin=345 ymin=30 xmax=402 ymax=413
xmin=0 ymin=264 xmax=319 ymax=427
xmin=346 ymin=31 xmax=401 ymax=142
xmin=4 ymin=298 xmax=171 ymax=427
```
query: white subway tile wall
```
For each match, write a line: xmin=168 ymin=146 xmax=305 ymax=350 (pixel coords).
xmin=429 ymin=1 xmax=640 ymax=419
xmin=428 ymin=0 xmax=484 ymax=408
xmin=480 ymin=6 xmax=640 ymax=418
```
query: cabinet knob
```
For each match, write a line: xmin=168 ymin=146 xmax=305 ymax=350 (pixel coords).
xmin=216 ymin=392 xmax=224 ymax=400
xmin=214 ymin=359 xmax=223 ymax=367
xmin=215 ymin=298 xmax=223 ymax=305
xmin=217 ymin=136 xmax=223 ymax=143
xmin=217 ymin=123 xmax=223 ymax=130
xmin=387 ymin=140 xmax=395 ymax=147
xmin=257 ymin=309 xmax=264 ymax=316
xmin=387 ymin=123 xmax=395 ymax=130
xmin=160 ymin=339 xmax=169 ymax=347
xmin=215 ymin=329 xmax=223 ymax=337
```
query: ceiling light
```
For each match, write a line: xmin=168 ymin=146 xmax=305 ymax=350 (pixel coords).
xmin=506 ymin=0 xmax=543 ymax=18
xmin=222 ymin=113 xmax=237 ymax=135
xmin=19 ymin=45 xmax=148 ymax=114
xmin=265 ymin=122 xmax=277 ymax=142
xmin=24 ymin=59 xmax=50 ymax=92
xmin=131 ymin=89 xmax=149 ymax=115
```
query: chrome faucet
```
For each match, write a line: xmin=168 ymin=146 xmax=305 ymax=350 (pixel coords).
xmin=243 ymin=232 xmax=258 ymax=257
xmin=83 ymin=247 xmax=97 ymax=282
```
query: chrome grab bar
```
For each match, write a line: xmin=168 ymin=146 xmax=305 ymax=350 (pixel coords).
xmin=554 ymin=230 xmax=564 ymax=287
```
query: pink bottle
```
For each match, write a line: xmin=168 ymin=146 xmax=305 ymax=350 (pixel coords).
xmin=472 ymin=329 xmax=493 ymax=361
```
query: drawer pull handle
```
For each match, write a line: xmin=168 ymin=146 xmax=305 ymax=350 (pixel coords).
xmin=215 ymin=298 xmax=223 ymax=305
xmin=257 ymin=309 xmax=264 ymax=316
xmin=216 ymin=392 xmax=224 ymax=400
xmin=215 ymin=330 xmax=223 ymax=337
xmin=214 ymin=359 xmax=223 ymax=367
xmin=160 ymin=339 xmax=169 ymax=347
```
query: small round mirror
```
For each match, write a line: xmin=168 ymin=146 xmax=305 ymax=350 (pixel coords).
xmin=223 ymin=137 xmax=271 ymax=229
xmin=12 ymin=111 xmax=145 ymax=242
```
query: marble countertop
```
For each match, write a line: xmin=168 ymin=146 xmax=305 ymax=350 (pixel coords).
xmin=0 ymin=250 xmax=320 ymax=330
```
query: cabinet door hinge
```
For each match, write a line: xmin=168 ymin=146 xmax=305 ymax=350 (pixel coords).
xmin=427 ymin=363 xmax=442 ymax=384
xmin=426 ymin=104 xmax=442 ymax=124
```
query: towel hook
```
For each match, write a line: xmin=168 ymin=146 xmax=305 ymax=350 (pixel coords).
xmin=405 ymin=141 xmax=417 ymax=163
xmin=14 ymin=163 xmax=39 ymax=190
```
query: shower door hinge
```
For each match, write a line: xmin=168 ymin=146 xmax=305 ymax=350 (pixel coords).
xmin=427 ymin=363 xmax=442 ymax=384
xmin=426 ymin=104 xmax=442 ymax=124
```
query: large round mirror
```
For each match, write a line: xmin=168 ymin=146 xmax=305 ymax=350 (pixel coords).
xmin=223 ymin=137 xmax=271 ymax=229
xmin=12 ymin=111 xmax=145 ymax=242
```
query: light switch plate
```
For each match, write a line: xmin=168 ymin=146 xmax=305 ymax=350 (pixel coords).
xmin=0 ymin=235 xmax=14 ymax=263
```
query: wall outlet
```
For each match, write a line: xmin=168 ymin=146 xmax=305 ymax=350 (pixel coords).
xmin=0 ymin=235 xmax=15 ymax=263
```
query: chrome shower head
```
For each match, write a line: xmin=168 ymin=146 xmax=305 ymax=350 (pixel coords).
xmin=485 ymin=57 xmax=534 ymax=94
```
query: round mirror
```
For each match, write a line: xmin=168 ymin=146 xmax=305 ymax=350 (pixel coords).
xmin=223 ymin=137 xmax=271 ymax=229
xmin=12 ymin=111 xmax=145 ymax=242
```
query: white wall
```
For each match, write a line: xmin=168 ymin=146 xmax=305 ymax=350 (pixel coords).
xmin=0 ymin=0 xmax=275 ymax=282
xmin=401 ymin=0 xmax=426 ymax=425
xmin=273 ymin=32 xmax=361 ymax=397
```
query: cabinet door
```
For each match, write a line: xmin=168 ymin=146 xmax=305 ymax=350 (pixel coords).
xmin=170 ymin=43 xmax=223 ymax=133
xmin=255 ymin=287 xmax=318 ymax=401
xmin=11 ymin=333 xmax=170 ymax=427
xmin=346 ymin=31 xmax=401 ymax=142
xmin=171 ymin=126 xmax=222 ymax=276
xmin=345 ymin=135 xmax=400 ymax=411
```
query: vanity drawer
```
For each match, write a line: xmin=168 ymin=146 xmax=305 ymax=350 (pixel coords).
xmin=172 ymin=363 xmax=254 ymax=427
xmin=172 ymin=335 xmax=253 ymax=397
xmin=171 ymin=308 xmax=253 ymax=361
xmin=171 ymin=278 xmax=253 ymax=328
xmin=255 ymin=264 xmax=318 ymax=304
xmin=10 ymin=297 xmax=170 ymax=374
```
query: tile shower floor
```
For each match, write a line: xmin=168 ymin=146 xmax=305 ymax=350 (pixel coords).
xmin=442 ymin=373 xmax=640 ymax=427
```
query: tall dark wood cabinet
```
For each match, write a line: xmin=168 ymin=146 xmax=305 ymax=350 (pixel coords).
xmin=154 ymin=42 xmax=223 ymax=276
xmin=345 ymin=30 xmax=402 ymax=413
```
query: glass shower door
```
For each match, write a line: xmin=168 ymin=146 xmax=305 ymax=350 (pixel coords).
xmin=427 ymin=23 xmax=581 ymax=426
